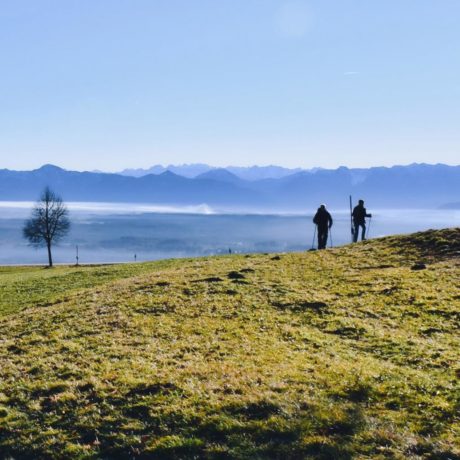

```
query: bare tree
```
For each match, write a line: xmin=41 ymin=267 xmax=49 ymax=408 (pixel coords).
xmin=23 ymin=187 xmax=71 ymax=267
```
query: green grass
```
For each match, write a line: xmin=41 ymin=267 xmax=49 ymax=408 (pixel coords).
xmin=0 ymin=228 xmax=459 ymax=459
xmin=0 ymin=260 xmax=181 ymax=317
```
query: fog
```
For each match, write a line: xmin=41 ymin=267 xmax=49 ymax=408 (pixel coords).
xmin=1 ymin=202 xmax=459 ymax=265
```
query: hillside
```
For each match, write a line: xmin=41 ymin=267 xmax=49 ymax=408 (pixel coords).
xmin=0 ymin=229 xmax=459 ymax=459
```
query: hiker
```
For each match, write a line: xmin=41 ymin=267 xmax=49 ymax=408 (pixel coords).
xmin=313 ymin=204 xmax=333 ymax=249
xmin=352 ymin=199 xmax=372 ymax=242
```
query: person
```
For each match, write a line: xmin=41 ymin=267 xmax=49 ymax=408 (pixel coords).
xmin=313 ymin=204 xmax=333 ymax=249
xmin=352 ymin=199 xmax=372 ymax=242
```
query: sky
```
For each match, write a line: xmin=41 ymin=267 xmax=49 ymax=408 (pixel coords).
xmin=0 ymin=0 xmax=459 ymax=171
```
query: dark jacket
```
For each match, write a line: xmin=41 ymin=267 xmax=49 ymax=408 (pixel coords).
xmin=352 ymin=204 xmax=371 ymax=225
xmin=313 ymin=208 xmax=333 ymax=229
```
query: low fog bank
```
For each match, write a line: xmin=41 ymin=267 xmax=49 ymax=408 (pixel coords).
xmin=1 ymin=203 xmax=459 ymax=265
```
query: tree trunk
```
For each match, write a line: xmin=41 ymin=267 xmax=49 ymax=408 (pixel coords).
xmin=47 ymin=242 xmax=53 ymax=267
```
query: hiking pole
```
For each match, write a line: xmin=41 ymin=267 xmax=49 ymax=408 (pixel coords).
xmin=311 ymin=225 xmax=317 ymax=250
xmin=329 ymin=227 xmax=333 ymax=248
xmin=349 ymin=195 xmax=354 ymax=243
xmin=367 ymin=217 xmax=372 ymax=239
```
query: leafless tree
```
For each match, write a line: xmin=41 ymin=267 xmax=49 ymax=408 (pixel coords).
xmin=23 ymin=187 xmax=71 ymax=267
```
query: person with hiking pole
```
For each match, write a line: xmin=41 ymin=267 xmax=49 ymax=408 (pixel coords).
xmin=352 ymin=199 xmax=372 ymax=242
xmin=313 ymin=204 xmax=333 ymax=250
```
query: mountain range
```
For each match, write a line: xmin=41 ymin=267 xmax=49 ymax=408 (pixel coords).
xmin=1 ymin=163 xmax=459 ymax=210
xmin=118 ymin=164 xmax=305 ymax=180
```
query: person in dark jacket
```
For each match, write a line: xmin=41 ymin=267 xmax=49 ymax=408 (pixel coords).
xmin=352 ymin=199 xmax=372 ymax=242
xmin=313 ymin=204 xmax=333 ymax=249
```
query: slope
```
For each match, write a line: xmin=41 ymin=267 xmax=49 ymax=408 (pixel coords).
xmin=0 ymin=229 xmax=459 ymax=459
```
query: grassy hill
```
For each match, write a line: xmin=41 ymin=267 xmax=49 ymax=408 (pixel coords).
xmin=0 ymin=229 xmax=459 ymax=459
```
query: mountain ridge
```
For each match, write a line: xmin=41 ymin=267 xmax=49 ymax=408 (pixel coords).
xmin=117 ymin=163 xmax=304 ymax=180
xmin=1 ymin=163 xmax=459 ymax=210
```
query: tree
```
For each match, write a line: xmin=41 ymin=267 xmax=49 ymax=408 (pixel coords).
xmin=23 ymin=187 xmax=71 ymax=267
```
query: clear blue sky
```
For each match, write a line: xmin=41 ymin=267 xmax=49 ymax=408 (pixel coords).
xmin=1 ymin=0 xmax=459 ymax=171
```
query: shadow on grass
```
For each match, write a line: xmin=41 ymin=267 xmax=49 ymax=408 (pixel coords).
xmin=0 ymin=396 xmax=366 ymax=459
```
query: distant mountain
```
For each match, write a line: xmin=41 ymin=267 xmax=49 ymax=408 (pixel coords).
xmin=226 ymin=165 xmax=304 ymax=181
xmin=119 ymin=164 xmax=213 ymax=178
xmin=258 ymin=163 xmax=460 ymax=209
xmin=118 ymin=164 xmax=304 ymax=180
xmin=195 ymin=169 xmax=243 ymax=184
xmin=1 ymin=163 xmax=460 ymax=210
xmin=0 ymin=165 xmax=265 ymax=208
xmin=439 ymin=202 xmax=460 ymax=210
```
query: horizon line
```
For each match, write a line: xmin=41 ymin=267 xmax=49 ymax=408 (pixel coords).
xmin=2 ymin=161 xmax=460 ymax=174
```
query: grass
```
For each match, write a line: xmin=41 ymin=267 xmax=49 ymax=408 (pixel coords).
xmin=0 ymin=228 xmax=459 ymax=459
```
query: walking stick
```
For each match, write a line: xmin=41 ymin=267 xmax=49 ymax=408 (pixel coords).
xmin=329 ymin=227 xmax=333 ymax=248
xmin=349 ymin=195 xmax=354 ymax=243
xmin=311 ymin=225 xmax=317 ymax=250
xmin=367 ymin=217 xmax=372 ymax=239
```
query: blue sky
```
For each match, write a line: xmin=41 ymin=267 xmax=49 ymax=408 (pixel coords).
xmin=1 ymin=0 xmax=459 ymax=171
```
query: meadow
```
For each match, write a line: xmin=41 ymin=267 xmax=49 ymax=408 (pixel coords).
xmin=0 ymin=228 xmax=459 ymax=459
